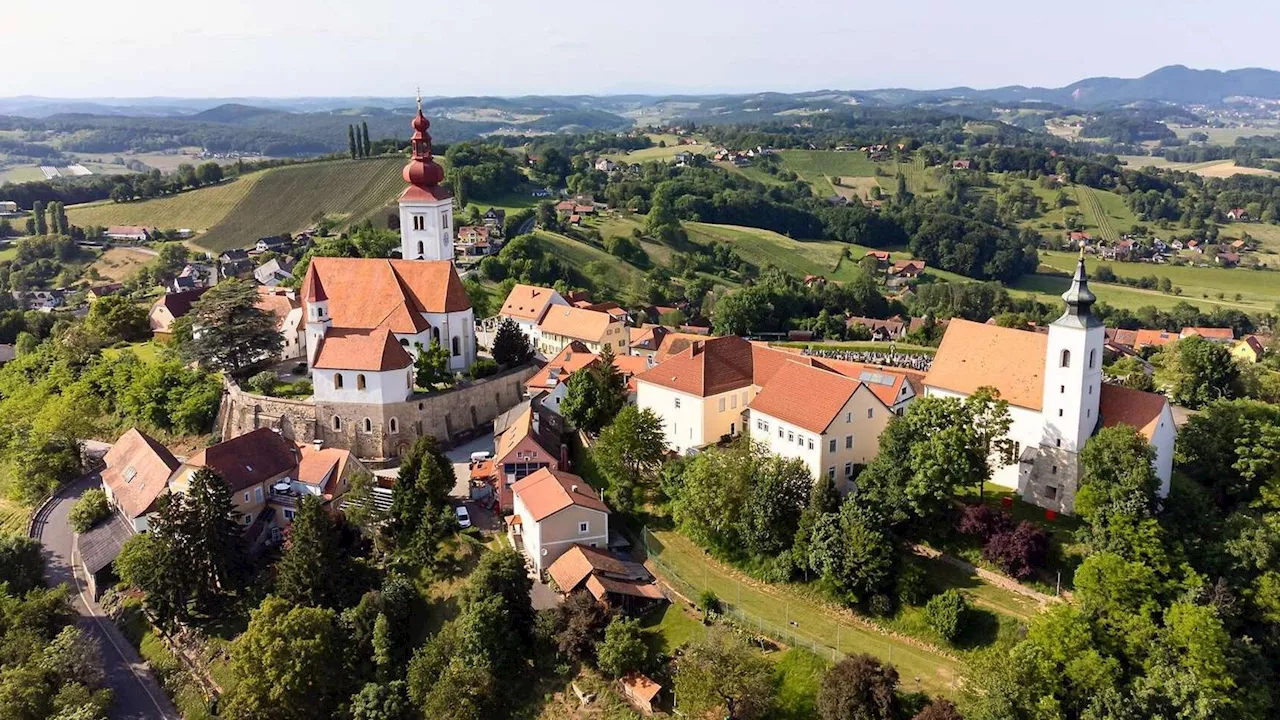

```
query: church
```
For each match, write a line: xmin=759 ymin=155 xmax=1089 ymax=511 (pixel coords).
xmin=924 ymin=254 xmax=1176 ymax=514
xmin=300 ymin=100 xmax=477 ymax=408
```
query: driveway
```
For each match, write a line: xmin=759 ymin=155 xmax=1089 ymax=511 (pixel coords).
xmin=445 ymin=432 xmax=495 ymax=499
xmin=33 ymin=473 xmax=179 ymax=720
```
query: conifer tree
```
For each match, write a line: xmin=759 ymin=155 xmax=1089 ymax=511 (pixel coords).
xmin=361 ymin=121 xmax=371 ymax=157
xmin=349 ymin=124 xmax=358 ymax=159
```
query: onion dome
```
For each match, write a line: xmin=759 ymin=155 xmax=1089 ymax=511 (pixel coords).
xmin=403 ymin=96 xmax=445 ymax=188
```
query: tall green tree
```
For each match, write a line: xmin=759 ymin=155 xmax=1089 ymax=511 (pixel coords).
xmin=348 ymin=124 xmax=358 ymax=159
xmin=222 ymin=596 xmax=352 ymax=720
xmin=31 ymin=200 xmax=47 ymax=236
xmin=561 ymin=344 xmax=627 ymax=433
xmin=361 ymin=121 xmax=371 ymax=158
xmin=276 ymin=495 xmax=349 ymax=608
xmin=1167 ymin=335 xmax=1239 ymax=409
xmin=596 ymin=616 xmax=649 ymax=678
xmin=491 ymin=318 xmax=533 ymax=366
xmin=181 ymin=467 xmax=244 ymax=610
xmin=740 ymin=454 xmax=811 ymax=558
xmin=807 ymin=500 xmax=897 ymax=604
xmin=1076 ymin=425 xmax=1163 ymax=561
xmin=85 ymin=294 xmax=149 ymax=343
xmin=389 ymin=436 xmax=455 ymax=564
xmin=592 ymin=405 xmax=666 ymax=512
xmin=0 ymin=534 xmax=44 ymax=595
xmin=674 ymin=626 xmax=776 ymax=720
xmin=175 ymin=279 xmax=282 ymax=374
xmin=458 ymin=548 xmax=535 ymax=646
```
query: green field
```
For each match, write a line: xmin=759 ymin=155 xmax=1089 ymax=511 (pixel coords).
xmin=1170 ymin=125 xmax=1280 ymax=145
xmin=535 ymin=230 xmax=646 ymax=290
xmin=1037 ymin=249 xmax=1280 ymax=311
xmin=1021 ymin=184 xmax=1139 ymax=243
xmin=198 ymin=158 xmax=407 ymax=251
xmin=1011 ymin=273 xmax=1240 ymax=312
xmin=66 ymin=173 xmax=264 ymax=232
xmin=685 ymin=222 xmax=865 ymax=280
xmin=647 ymin=529 xmax=964 ymax=696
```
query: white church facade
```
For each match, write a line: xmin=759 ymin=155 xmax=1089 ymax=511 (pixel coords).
xmin=924 ymin=254 xmax=1176 ymax=514
xmin=300 ymin=101 xmax=476 ymax=408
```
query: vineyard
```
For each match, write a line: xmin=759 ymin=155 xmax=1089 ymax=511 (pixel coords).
xmin=197 ymin=157 xmax=407 ymax=252
xmin=66 ymin=172 xmax=265 ymax=232
xmin=65 ymin=157 xmax=409 ymax=252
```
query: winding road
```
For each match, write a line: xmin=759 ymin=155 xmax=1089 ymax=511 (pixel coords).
xmin=32 ymin=471 xmax=178 ymax=720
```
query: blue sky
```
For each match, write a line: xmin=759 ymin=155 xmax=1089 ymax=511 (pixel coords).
xmin=4 ymin=0 xmax=1278 ymax=97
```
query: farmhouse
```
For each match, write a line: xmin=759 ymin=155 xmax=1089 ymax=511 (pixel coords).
xmin=546 ymin=544 xmax=663 ymax=610
xmin=924 ymin=255 xmax=1175 ymax=514
xmin=1180 ymin=326 xmax=1235 ymax=343
xmin=1227 ymin=208 xmax=1249 ymax=222
xmin=1232 ymin=335 xmax=1267 ymax=363
xmin=846 ymin=315 xmax=907 ymax=341
xmin=105 ymin=225 xmax=152 ymax=242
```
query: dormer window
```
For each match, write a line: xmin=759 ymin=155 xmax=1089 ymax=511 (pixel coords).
xmin=123 ymin=467 xmax=137 ymax=483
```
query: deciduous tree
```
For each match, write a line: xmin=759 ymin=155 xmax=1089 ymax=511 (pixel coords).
xmin=816 ymin=654 xmax=900 ymax=720
xmin=561 ymin=345 xmax=627 ymax=433
xmin=593 ymin=405 xmax=666 ymax=511
xmin=176 ymin=279 xmax=282 ymax=374
xmin=596 ymin=616 xmax=649 ymax=677
xmin=674 ymin=626 xmax=775 ymax=720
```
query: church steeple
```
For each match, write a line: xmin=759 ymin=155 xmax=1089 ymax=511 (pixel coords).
xmin=397 ymin=95 xmax=454 ymax=261
xmin=1055 ymin=246 xmax=1101 ymax=328
xmin=403 ymin=93 xmax=445 ymax=189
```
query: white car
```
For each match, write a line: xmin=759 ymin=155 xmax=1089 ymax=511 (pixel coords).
xmin=455 ymin=505 xmax=472 ymax=529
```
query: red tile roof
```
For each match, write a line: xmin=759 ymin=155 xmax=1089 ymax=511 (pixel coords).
xmin=546 ymin=543 xmax=631 ymax=594
xmin=313 ymin=329 xmax=413 ymax=372
xmin=749 ymin=360 xmax=868 ymax=434
xmin=537 ymin=306 xmax=617 ymax=344
xmin=301 ymin=257 xmax=469 ymax=335
xmin=186 ymin=428 xmax=299 ymax=494
xmin=1180 ymin=327 xmax=1234 ymax=341
xmin=1099 ymin=383 xmax=1169 ymax=441
xmin=511 ymin=468 xmax=609 ymax=521
xmin=102 ymin=428 xmax=179 ymax=520
xmin=152 ymin=287 xmax=208 ymax=320
xmin=926 ymin=319 xmax=1049 ymax=410
xmin=635 ymin=335 xmax=755 ymax=397
xmin=500 ymin=284 xmax=560 ymax=322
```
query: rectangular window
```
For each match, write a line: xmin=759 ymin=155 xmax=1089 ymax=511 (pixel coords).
xmin=578 ymin=522 xmax=589 ymax=534
xmin=254 ymin=487 xmax=262 ymax=503
xmin=807 ymin=438 xmax=814 ymax=450
xmin=442 ymin=213 xmax=449 ymax=229
xmin=731 ymin=395 xmax=738 ymax=409
xmin=844 ymin=462 xmax=853 ymax=477
xmin=827 ymin=467 xmax=835 ymax=480
xmin=1060 ymin=385 xmax=1065 ymax=394
xmin=867 ymin=408 xmax=874 ymax=419
xmin=1046 ymin=485 xmax=1058 ymax=500
xmin=719 ymin=398 xmax=726 ymax=413
xmin=243 ymin=491 xmax=249 ymax=503
xmin=284 ymin=509 xmax=295 ymax=520
xmin=1058 ymin=409 xmax=1064 ymax=417
xmin=412 ymin=215 xmax=424 ymax=231
xmin=778 ymin=427 xmax=783 ymax=438
xmin=762 ymin=421 xmax=769 ymax=433
xmin=1051 ymin=465 xmax=1058 ymax=475
xmin=846 ymin=412 xmax=852 ymax=423
xmin=787 ymin=431 xmax=794 ymax=442
xmin=829 ymin=438 xmax=836 ymax=453
xmin=742 ymin=391 xmax=748 ymax=405
xmin=845 ymin=435 xmax=853 ymax=449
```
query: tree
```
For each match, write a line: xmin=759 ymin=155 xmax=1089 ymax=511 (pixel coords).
xmin=491 ymin=318 xmax=533 ymax=366
xmin=181 ymin=467 xmax=244 ymax=609
xmin=348 ymin=124 xmax=358 ymax=159
xmin=816 ymin=654 xmax=900 ymax=720
xmin=389 ymin=436 xmax=455 ymax=564
xmin=808 ymin=501 xmax=897 ymax=604
xmin=554 ymin=590 xmax=613 ymax=661
xmin=176 ymin=279 xmax=282 ymax=374
xmin=982 ymin=521 xmax=1048 ymax=579
xmin=912 ymin=699 xmax=964 ymax=720
xmin=675 ymin=626 xmax=775 ymax=720
xmin=114 ymin=530 xmax=185 ymax=624
xmin=672 ymin=442 xmax=755 ymax=554
xmin=561 ymin=344 xmax=627 ymax=433
xmin=740 ymin=454 xmax=811 ymax=557
xmin=67 ymin=489 xmax=109 ymax=533
xmin=85 ymin=294 xmax=149 ymax=343
xmin=32 ymin=200 xmax=47 ymax=236
xmin=1175 ymin=399 xmax=1280 ymax=511
xmin=924 ymin=589 xmax=969 ymax=643
xmin=407 ymin=595 xmax=521 ymax=718
xmin=361 ymin=121 xmax=372 ymax=158
xmin=222 ymin=596 xmax=351 ymax=720
xmin=350 ymin=681 xmax=412 ymax=720
xmin=413 ymin=339 xmax=454 ymax=390
xmin=596 ymin=616 xmax=649 ymax=677
xmin=276 ymin=495 xmax=351 ymax=608
xmin=1168 ymin=335 xmax=1238 ymax=408
xmin=0 ymin=534 xmax=44 ymax=594
xmin=593 ymin=405 xmax=666 ymax=512
xmin=459 ymin=548 xmax=535 ymax=646
xmin=1076 ymin=425 xmax=1162 ymax=559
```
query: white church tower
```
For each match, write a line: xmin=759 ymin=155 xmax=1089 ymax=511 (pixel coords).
xmin=398 ymin=96 xmax=454 ymax=261
xmin=304 ymin=272 xmax=331 ymax=367
xmin=1040 ymin=249 xmax=1105 ymax=453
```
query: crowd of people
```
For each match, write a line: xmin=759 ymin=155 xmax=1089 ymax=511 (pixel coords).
xmin=801 ymin=346 xmax=934 ymax=372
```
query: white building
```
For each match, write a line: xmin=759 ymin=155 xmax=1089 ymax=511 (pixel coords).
xmin=509 ymin=467 xmax=611 ymax=574
xmin=924 ymin=255 xmax=1176 ymax=514
xmin=300 ymin=102 xmax=476 ymax=401
xmin=498 ymin=283 xmax=568 ymax=344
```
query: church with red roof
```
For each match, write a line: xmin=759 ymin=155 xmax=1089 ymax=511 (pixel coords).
xmin=301 ymin=100 xmax=476 ymax=410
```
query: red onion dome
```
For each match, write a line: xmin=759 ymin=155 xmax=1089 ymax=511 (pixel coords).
xmin=412 ymin=109 xmax=429 ymax=133
xmin=403 ymin=158 xmax=444 ymax=187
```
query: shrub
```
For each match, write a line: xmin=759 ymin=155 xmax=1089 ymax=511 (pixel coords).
xmin=982 ymin=521 xmax=1049 ymax=579
xmin=0 ymin=534 xmax=44 ymax=594
xmin=698 ymin=589 xmax=721 ymax=623
xmin=896 ymin=562 xmax=932 ymax=606
xmin=924 ymin=589 xmax=968 ymax=643
xmin=468 ymin=358 xmax=499 ymax=380
xmin=957 ymin=504 xmax=1013 ymax=540
xmin=596 ymin=617 xmax=649 ymax=677
xmin=817 ymin=654 xmax=899 ymax=720
xmin=248 ymin=370 xmax=278 ymax=394
xmin=868 ymin=593 xmax=895 ymax=617
xmin=292 ymin=362 xmax=308 ymax=375
xmin=68 ymin=488 xmax=110 ymax=533
xmin=912 ymin=699 xmax=964 ymax=720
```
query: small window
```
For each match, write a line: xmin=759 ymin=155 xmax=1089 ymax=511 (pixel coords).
xmin=846 ymin=412 xmax=852 ymax=423
xmin=243 ymin=491 xmax=249 ymax=503
xmin=389 ymin=418 xmax=399 ymax=434
xmin=844 ymin=462 xmax=853 ymax=477
xmin=867 ymin=408 xmax=874 ymax=419
xmin=284 ymin=509 xmax=295 ymax=520
xmin=452 ymin=336 xmax=461 ymax=357
xmin=1046 ymin=486 xmax=1059 ymax=500
xmin=806 ymin=438 xmax=813 ymax=450
xmin=1056 ymin=438 xmax=1061 ymax=447
xmin=333 ymin=416 xmax=342 ymax=430
xmin=1060 ymin=385 xmax=1065 ymax=394
xmin=442 ymin=213 xmax=449 ymax=229
xmin=363 ymin=418 xmax=372 ymax=433
xmin=1087 ymin=409 xmax=1092 ymax=418
xmin=1051 ymin=465 xmax=1058 ymax=475
xmin=827 ymin=467 xmax=835 ymax=480
xmin=829 ymin=439 xmax=836 ymax=453
xmin=778 ymin=427 xmax=783 ymax=438
xmin=719 ymin=398 xmax=726 ymax=413
xmin=788 ymin=431 xmax=794 ymax=442
xmin=731 ymin=394 xmax=738 ymax=409
xmin=845 ymin=435 xmax=853 ymax=449
xmin=762 ymin=421 xmax=769 ymax=432
xmin=1058 ymin=409 xmax=1064 ymax=417
xmin=356 ymin=374 xmax=367 ymax=390
xmin=1088 ymin=385 xmax=1093 ymax=395
xmin=334 ymin=373 xmax=344 ymax=389
xmin=1089 ymin=349 xmax=1096 ymax=369
xmin=244 ymin=515 xmax=252 ymax=526
xmin=416 ymin=241 xmax=424 ymax=256
xmin=674 ymin=398 xmax=681 ymax=409
xmin=1060 ymin=349 xmax=1071 ymax=368
xmin=578 ymin=522 xmax=589 ymax=535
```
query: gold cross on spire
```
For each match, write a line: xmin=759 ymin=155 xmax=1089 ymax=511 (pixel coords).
xmin=416 ymin=86 xmax=422 ymax=114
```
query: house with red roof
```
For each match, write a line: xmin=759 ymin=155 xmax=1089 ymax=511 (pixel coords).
xmin=101 ymin=428 xmax=180 ymax=533
xmin=924 ymin=256 xmax=1175 ymax=514
xmin=148 ymin=287 xmax=209 ymax=339
xmin=1226 ymin=208 xmax=1249 ymax=222
xmin=508 ymin=467 xmax=610 ymax=574
xmin=498 ymin=283 xmax=569 ymax=345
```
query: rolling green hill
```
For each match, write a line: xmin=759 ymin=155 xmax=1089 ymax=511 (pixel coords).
xmin=66 ymin=157 xmax=409 ymax=252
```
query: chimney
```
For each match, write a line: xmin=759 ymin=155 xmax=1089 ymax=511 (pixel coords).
xmin=692 ymin=340 xmax=704 ymax=356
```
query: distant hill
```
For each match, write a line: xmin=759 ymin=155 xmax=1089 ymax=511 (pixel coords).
xmin=191 ymin=103 xmax=288 ymax=123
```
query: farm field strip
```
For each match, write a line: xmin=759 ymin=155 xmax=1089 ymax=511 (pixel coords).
xmin=66 ymin=172 xmax=265 ymax=232
xmin=1037 ymin=250 xmax=1280 ymax=308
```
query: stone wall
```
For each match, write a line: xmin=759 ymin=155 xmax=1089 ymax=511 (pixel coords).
xmin=218 ymin=363 xmax=538 ymax=461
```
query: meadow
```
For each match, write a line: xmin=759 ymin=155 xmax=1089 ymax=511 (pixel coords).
xmin=88 ymin=247 xmax=155 ymax=282
xmin=1170 ymin=125 xmax=1280 ymax=145
xmin=67 ymin=173 xmax=265 ymax=232
xmin=1037 ymin=249 xmax=1280 ymax=310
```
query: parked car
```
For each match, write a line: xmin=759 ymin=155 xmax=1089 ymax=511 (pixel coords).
xmin=455 ymin=505 xmax=472 ymax=529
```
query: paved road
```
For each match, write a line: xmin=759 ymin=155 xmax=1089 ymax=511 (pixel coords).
xmin=33 ymin=474 xmax=179 ymax=720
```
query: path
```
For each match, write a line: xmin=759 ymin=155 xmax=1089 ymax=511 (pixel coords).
xmin=909 ymin=543 xmax=1061 ymax=606
xmin=516 ymin=214 xmax=536 ymax=236
xmin=32 ymin=473 xmax=179 ymax=720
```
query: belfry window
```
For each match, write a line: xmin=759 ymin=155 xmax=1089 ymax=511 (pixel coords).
xmin=1060 ymin=349 xmax=1071 ymax=368
xmin=413 ymin=215 xmax=425 ymax=231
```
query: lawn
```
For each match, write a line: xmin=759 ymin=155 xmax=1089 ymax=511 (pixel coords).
xmin=639 ymin=603 xmax=704 ymax=655
xmin=776 ymin=150 xmax=883 ymax=197
xmin=644 ymin=529 xmax=965 ymax=697
xmin=88 ymin=247 xmax=154 ymax=282
xmin=1037 ymin=249 xmax=1280 ymax=310
xmin=66 ymin=173 xmax=265 ymax=233
xmin=773 ymin=649 xmax=828 ymax=720
xmin=0 ymin=496 xmax=27 ymax=536
xmin=1219 ymin=221 xmax=1280 ymax=255
xmin=1010 ymin=273 xmax=1230 ymax=312
xmin=103 ymin=341 xmax=166 ymax=364
xmin=459 ymin=191 xmax=541 ymax=221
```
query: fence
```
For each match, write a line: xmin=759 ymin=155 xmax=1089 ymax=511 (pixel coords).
xmin=642 ymin=528 xmax=955 ymax=684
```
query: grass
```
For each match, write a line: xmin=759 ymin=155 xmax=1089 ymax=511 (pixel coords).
xmin=103 ymin=341 xmax=165 ymax=364
xmin=1037 ymin=249 xmax=1280 ymax=310
xmin=773 ymin=649 xmax=828 ymax=720
xmin=66 ymin=173 xmax=264 ymax=232
xmin=1011 ymin=273 xmax=1221 ymax=312
xmin=1170 ymin=125 xmax=1280 ymax=145
xmin=646 ymin=529 xmax=964 ymax=697
xmin=198 ymin=158 xmax=407 ymax=252
xmin=0 ymin=497 xmax=27 ymax=535
xmin=685 ymin=222 xmax=862 ymax=281
xmin=639 ymin=603 xmax=704 ymax=655
xmin=88 ymin=247 xmax=154 ymax=282
xmin=535 ymin=230 xmax=646 ymax=290
xmin=459 ymin=191 xmax=541 ymax=220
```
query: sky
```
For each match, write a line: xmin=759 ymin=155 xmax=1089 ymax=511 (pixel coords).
xmin=5 ymin=0 xmax=1280 ymax=98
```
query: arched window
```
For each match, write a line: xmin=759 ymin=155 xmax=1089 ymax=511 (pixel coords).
xmin=416 ymin=241 xmax=424 ymax=256
xmin=389 ymin=418 xmax=399 ymax=434
xmin=1088 ymin=349 xmax=1096 ymax=369
xmin=363 ymin=418 xmax=373 ymax=433
xmin=399 ymin=338 xmax=409 ymax=346
xmin=332 ymin=416 xmax=342 ymax=430
xmin=432 ymin=328 xmax=440 ymax=343
xmin=1060 ymin=349 xmax=1071 ymax=368
xmin=451 ymin=336 xmax=461 ymax=357
xmin=356 ymin=374 xmax=367 ymax=390
xmin=334 ymin=373 xmax=344 ymax=389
